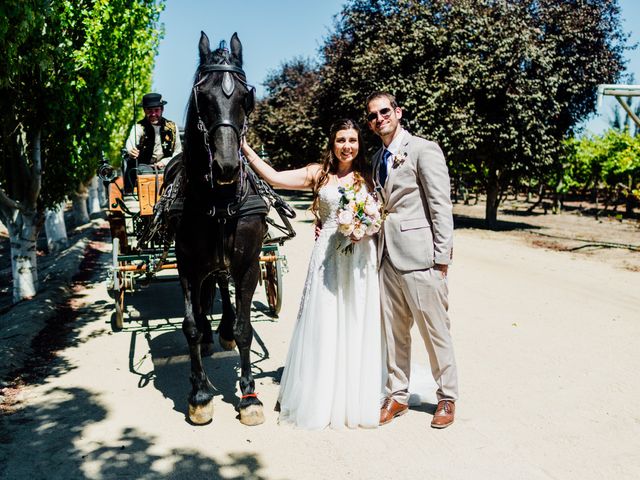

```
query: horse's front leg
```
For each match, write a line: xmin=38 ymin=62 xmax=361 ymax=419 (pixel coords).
xmin=232 ymin=217 xmax=266 ymax=426
xmin=215 ymin=273 xmax=237 ymax=351
xmin=181 ymin=273 xmax=215 ymax=424
xmin=199 ymin=274 xmax=216 ymax=357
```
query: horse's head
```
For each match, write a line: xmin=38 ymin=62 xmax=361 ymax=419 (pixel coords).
xmin=187 ymin=31 xmax=255 ymax=185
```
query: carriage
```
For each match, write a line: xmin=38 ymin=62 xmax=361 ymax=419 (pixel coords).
xmin=99 ymin=153 xmax=293 ymax=331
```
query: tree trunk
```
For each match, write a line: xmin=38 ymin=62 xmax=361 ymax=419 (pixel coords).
xmin=73 ymin=184 xmax=90 ymax=225
xmin=97 ymin=178 xmax=108 ymax=207
xmin=0 ymin=127 xmax=43 ymax=303
xmin=485 ymin=170 xmax=500 ymax=229
xmin=6 ymin=210 xmax=39 ymax=302
xmin=88 ymin=176 xmax=102 ymax=217
xmin=45 ymin=203 xmax=68 ymax=253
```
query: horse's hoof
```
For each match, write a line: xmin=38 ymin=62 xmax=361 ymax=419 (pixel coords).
xmin=218 ymin=335 xmax=236 ymax=351
xmin=201 ymin=342 xmax=214 ymax=357
xmin=188 ymin=401 xmax=214 ymax=425
xmin=239 ymin=404 xmax=265 ymax=426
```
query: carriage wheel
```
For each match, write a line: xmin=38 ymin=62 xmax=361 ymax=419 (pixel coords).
xmin=112 ymin=237 xmax=125 ymax=331
xmin=264 ymin=254 xmax=283 ymax=316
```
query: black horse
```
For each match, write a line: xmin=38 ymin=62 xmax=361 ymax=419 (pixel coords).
xmin=175 ymin=32 xmax=268 ymax=425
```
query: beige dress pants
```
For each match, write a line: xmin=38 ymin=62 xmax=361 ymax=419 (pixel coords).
xmin=379 ymin=255 xmax=458 ymax=404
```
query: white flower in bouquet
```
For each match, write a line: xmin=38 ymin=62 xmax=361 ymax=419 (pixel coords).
xmin=364 ymin=200 xmax=379 ymax=217
xmin=337 ymin=209 xmax=354 ymax=226
xmin=352 ymin=224 xmax=367 ymax=240
xmin=339 ymin=222 xmax=355 ymax=236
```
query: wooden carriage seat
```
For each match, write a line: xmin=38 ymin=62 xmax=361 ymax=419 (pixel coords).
xmin=137 ymin=173 xmax=164 ymax=216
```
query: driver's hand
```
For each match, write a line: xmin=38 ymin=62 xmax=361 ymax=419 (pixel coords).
xmin=128 ymin=147 xmax=139 ymax=159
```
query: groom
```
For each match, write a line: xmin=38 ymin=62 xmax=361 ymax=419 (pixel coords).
xmin=367 ymin=91 xmax=458 ymax=429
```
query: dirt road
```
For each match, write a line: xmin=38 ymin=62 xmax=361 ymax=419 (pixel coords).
xmin=1 ymin=200 xmax=639 ymax=480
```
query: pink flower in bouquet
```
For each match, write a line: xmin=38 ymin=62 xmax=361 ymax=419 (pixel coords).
xmin=365 ymin=220 xmax=381 ymax=236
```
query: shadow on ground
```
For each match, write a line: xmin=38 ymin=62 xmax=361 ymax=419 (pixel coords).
xmin=118 ymin=275 xmax=280 ymax=420
xmin=453 ymin=213 xmax=541 ymax=231
xmin=0 ymin=386 xmax=275 ymax=479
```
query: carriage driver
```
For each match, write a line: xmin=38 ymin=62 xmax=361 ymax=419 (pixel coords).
xmin=124 ymin=92 xmax=182 ymax=190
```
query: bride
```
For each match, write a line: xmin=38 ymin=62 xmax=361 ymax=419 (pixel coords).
xmin=242 ymin=119 xmax=381 ymax=429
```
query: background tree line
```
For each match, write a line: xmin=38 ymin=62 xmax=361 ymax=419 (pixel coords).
xmin=0 ymin=0 xmax=164 ymax=302
xmin=251 ymin=0 xmax=630 ymax=227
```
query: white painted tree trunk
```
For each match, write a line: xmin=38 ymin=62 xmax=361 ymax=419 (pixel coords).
xmin=6 ymin=211 xmax=39 ymax=303
xmin=0 ymin=127 xmax=43 ymax=303
xmin=72 ymin=186 xmax=90 ymax=225
xmin=44 ymin=203 xmax=68 ymax=253
xmin=97 ymin=178 xmax=108 ymax=207
xmin=88 ymin=176 xmax=102 ymax=216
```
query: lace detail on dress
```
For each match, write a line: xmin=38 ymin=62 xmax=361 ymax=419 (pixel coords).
xmin=317 ymin=184 xmax=342 ymax=229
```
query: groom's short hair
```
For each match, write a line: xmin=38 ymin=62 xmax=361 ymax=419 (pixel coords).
xmin=365 ymin=91 xmax=399 ymax=110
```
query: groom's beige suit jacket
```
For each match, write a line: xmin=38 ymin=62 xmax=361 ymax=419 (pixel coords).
xmin=373 ymin=131 xmax=454 ymax=270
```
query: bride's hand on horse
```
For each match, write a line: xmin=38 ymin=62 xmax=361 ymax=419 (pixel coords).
xmin=241 ymin=138 xmax=253 ymax=156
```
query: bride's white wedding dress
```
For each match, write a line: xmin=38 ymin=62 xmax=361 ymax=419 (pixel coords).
xmin=277 ymin=183 xmax=382 ymax=430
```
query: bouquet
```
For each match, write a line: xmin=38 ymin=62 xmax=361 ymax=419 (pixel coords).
xmin=336 ymin=183 xmax=384 ymax=253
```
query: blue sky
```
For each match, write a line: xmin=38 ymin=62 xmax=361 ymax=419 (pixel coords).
xmin=152 ymin=0 xmax=640 ymax=135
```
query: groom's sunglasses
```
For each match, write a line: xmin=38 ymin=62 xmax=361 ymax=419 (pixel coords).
xmin=367 ymin=107 xmax=393 ymax=123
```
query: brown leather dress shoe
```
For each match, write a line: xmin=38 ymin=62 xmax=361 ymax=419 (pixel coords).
xmin=379 ymin=397 xmax=409 ymax=425
xmin=431 ymin=400 xmax=455 ymax=429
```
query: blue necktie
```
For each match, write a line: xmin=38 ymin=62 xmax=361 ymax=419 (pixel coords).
xmin=379 ymin=149 xmax=392 ymax=187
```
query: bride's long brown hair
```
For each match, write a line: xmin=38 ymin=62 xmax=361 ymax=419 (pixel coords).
xmin=311 ymin=119 xmax=373 ymax=221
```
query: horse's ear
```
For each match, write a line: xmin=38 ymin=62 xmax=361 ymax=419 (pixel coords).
xmin=199 ymin=31 xmax=211 ymax=63
xmin=230 ymin=32 xmax=243 ymax=66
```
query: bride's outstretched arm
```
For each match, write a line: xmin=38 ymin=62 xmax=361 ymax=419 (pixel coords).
xmin=242 ymin=141 xmax=320 ymax=190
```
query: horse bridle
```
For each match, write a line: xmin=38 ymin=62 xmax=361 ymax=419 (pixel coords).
xmin=192 ymin=63 xmax=255 ymax=145
xmin=191 ymin=61 xmax=256 ymax=215
xmin=191 ymin=62 xmax=255 ymax=190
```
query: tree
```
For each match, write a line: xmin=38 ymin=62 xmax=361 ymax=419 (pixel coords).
xmin=0 ymin=0 xmax=163 ymax=303
xmin=257 ymin=0 xmax=627 ymax=227
xmin=252 ymin=58 xmax=326 ymax=168
xmin=561 ymin=130 xmax=639 ymax=215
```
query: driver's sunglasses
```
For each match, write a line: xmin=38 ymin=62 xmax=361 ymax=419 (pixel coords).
xmin=367 ymin=107 xmax=393 ymax=123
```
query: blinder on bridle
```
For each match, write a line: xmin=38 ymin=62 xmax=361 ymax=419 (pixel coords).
xmin=191 ymin=52 xmax=256 ymax=192
xmin=193 ymin=63 xmax=256 ymax=142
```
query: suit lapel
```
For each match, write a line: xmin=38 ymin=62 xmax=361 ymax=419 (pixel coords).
xmin=372 ymin=148 xmax=386 ymax=202
xmin=384 ymin=134 xmax=412 ymax=193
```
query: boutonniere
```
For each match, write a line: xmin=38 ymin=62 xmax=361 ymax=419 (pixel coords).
xmin=391 ymin=152 xmax=407 ymax=169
